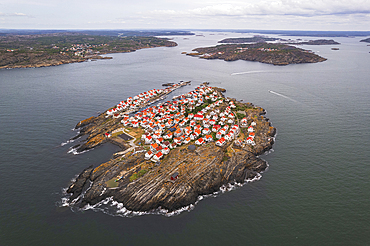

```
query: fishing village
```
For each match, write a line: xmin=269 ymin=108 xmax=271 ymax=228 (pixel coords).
xmin=66 ymin=81 xmax=276 ymax=214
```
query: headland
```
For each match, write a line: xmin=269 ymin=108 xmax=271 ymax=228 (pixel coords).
xmin=0 ymin=33 xmax=177 ymax=69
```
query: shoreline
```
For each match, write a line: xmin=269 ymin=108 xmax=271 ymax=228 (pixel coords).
xmin=64 ymin=82 xmax=276 ymax=214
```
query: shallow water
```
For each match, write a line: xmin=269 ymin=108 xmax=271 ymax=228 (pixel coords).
xmin=0 ymin=32 xmax=369 ymax=245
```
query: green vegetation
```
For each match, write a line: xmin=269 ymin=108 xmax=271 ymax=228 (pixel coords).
xmin=236 ymin=113 xmax=245 ymax=119
xmin=129 ymin=169 xmax=148 ymax=182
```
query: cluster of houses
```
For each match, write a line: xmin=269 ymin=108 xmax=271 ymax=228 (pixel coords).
xmin=257 ymin=47 xmax=278 ymax=52
xmin=201 ymin=51 xmax=225 ymax=58
xmin=105 ymin=84 xmax=258 ymax=162
xmin=106 ymin=82 xmax=188 ymax=117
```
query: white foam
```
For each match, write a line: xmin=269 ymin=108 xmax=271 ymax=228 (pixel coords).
xmin=61 ymin=139 xmax=75 ymax=146
xmin=61 ymin=170 xmax=265 ymax=217
xmin=67 ymin=147 xmax=92 ymax=155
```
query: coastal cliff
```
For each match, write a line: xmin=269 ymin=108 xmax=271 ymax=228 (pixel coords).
xmin=65 ymin=83 xmax=276 ymax=214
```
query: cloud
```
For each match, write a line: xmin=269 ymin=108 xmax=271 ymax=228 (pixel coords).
xmin=0 ymin=12 xmax=32 ymax=17
xmin=146 ymin=0 xmax=370 ymax=18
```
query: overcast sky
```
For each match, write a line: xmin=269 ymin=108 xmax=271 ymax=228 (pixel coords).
xmin=1 ymin=0 xmax=370 ymax=30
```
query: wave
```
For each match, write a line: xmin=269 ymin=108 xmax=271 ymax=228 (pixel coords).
xmin=268 ymin=90 xmax=297 ymax=102
xmin=61 ymin=139 xmax=75 ymax=146
xmin=67 ymin=146 xmax=92 ymax=155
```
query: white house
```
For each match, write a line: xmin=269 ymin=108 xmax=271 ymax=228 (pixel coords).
xmin=216 ymin=137 xmax=226 ymax=147
xmin=195 ymin=137 xmax=204 ymax=145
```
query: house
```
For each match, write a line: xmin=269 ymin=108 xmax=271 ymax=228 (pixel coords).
xmin=194 ymin=114 xmax=204 ymax=121
xmin=162 ymin=147 xmax=170 ymax=155
xmin=212 ymin=125 xmax=221 ymax=132
xmin=145 ymin=150 xmax=154 ymax=159
xmin=162 ymin=141 xmax=171 ymax=149
xmin=170 ymin=172 xmax=179 ymax=181
xmin=163 ymin=132 xmax=173 ymax=140
xmin=174 ymin=128 xmax=183 ymax=137
xmin=150 ymin=143 xmax=159 ymax=151
xmin=156 ymin=137 xmax=164 ymax=144
xmin=145 ymin=135 xmax=153 ymax=144
xmin=174 ymin=137 xmax=182 ymax=145
xmin=205 ymin=135 xmax=213 ymax=142
xmin=216 ymin=137 xmax=226 ymax=147
xmin=251 ymin=122 xmax=256 ymax=126
xmin=227 ymin=119 xmax=234 ymax=124
xmin=183 ymin=137 xmax=191 ymax=144
xmin=155 ymin=146 xmax=163 ymax=152
xmin=170 ymin=142 xmax=177 ymax=149
xmin=195 ymin=137 xmax=204 ymax=145
xmin=133 ymin=147 xmax=145 ymax=154
xmin=246 ymin=137 xmax=255 ymax=145
xmin=104 ymin=133 xmax=111 ymax=138
xmin=194 ymin=128 xmax=201 ymax=137
xmin=249 ymin=132 xmax=255 ymax=139
xmin=248 ymin=126 xmax=254 ymax=132
xmin=141 ymin=133 xmax=149 ymax=140
xmin=152 ymin=151 xmax=163 ymax=162
xmin=202 ymin=128 xmax=211 ymax=135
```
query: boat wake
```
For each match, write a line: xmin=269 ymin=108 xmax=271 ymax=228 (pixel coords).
xmin=231 ymin=71 xmax=268 ymax=76
xmin=268 ymin=90 xmax=297 ymax=102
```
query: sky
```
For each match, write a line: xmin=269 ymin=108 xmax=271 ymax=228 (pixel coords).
xmin=1 ymin=0 xmax=370 ymax=30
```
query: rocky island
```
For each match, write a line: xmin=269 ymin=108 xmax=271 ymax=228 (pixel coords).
xmin=186 ymin=43 xmax=326 ymax=65
xmin=218 ymin=36 xmax=282 ymax=43
xmin=292 ymin=39 xmax=340 ymax=45
xmin=65 ymin=82 xmax=276 ymax=215
xmin=360 ymin=38 xmax=370 ymax=43
xmin=0 ymin=32 xmax=177 ymax=69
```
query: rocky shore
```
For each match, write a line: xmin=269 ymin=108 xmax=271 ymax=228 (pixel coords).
xmin=65 ymin=83 xmax=276 ymax=214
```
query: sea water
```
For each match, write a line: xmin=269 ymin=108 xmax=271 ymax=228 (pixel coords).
xmin=0 ymin=32 xmax=369 ymax=245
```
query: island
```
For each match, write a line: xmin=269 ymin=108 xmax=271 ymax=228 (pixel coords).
xmin=65 ymin=82 xmax=276 ymax=215
xmin=218 ymin=37 xmax=340 ymax=46
xmin=0 ymin=32 xmax=177 ymax=69
xmin=186 ymin=43 xmax=326 ymax=65
xmin=290 ymin=39 xmax=340 ymax=45
xmin=218 ymin=36 xmax=282 ymax=43
xmin=360 ymin=38 xmax=370 ymax=43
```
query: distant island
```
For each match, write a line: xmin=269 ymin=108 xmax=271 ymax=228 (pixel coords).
xmin=290 ymin=39 xmax=340 ymax=45
xmin=186 ymin=43 xmax=326 ymax=65
xmin=218 ymin=37 xmax=340 ymax=45
xmin=65 ymin=82 xmax=275 ymax=215
xmin=218 ymin=36 xmax=281 ymax=43
xmin=0 ymin=32 xmax=177 ymax=69
xmin=360 ymin=38 xmax=370 ymax=43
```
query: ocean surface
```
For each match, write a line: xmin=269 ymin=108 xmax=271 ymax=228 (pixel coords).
xmin=0 ymin=31 xmax=369 ymax=245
